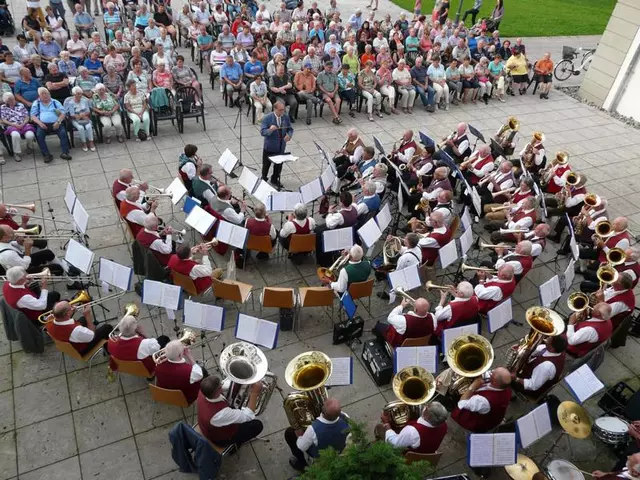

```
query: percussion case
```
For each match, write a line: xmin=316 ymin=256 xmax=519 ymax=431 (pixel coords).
xmin=361 ymin=339 xmax=393 ymax=386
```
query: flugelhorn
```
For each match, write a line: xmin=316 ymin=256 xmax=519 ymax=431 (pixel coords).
xmin=393 ymin=286 xmax=416 ymax=306
xmin=5 ymin=203 xmax=36 ymax=212
xmin=461 ymin=263 xmax=497 ymax=274
xmin=109 ymin=303 xmax=141 ymax=340
xmin=479 ymin=242 xmax=514 ymax=251
xmin=152 ymin=328 xmax=197 ymax=364
xmin=607 ymin=248 xmax=626 ymax=266
xmin=425 ymin=280 xmax=454 ymax=291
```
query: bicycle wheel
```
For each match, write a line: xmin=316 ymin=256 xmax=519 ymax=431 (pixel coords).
xmin=554 ymin=59 xmax=574 ymax=81
xmin=582 ymin=50 xmax=594 ymax=72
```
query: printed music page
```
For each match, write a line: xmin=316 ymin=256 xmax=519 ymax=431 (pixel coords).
xmin=389 ymin=264 xmax=421 ymax=291
xmin=99 ymin=258 xmax=132 ymax=291
xmin=376 ymin=203 xmax=392 ymax=232
xmin=142 ymin=279 xmax=163 ymax=307
xmin=460 ymin=226 xmax=474 ymax=256
xmin=72 ymin=200 xmax=89 ymax=234
xmin=253 ymin=180 xmax=276 ymax=206
xmin=159 ymin=283 xmax=181 ymax=310
xmin=229 ymin=225 xmax=249 ymax=249
xmin=218 ymin=148 xmax=239 ymax=173
xmin=269 ymin=154 xmax=298 ymax=164
xmin=300 ymin=178 xmax=324 ymax=204
xmin=533 ymin=403 xmax=552 ymax=439
xmin=487 ymin=298 xmax=513 ymax=333
xmin=235 ymin=314 xmax=258 ymax=344
xmin=492 ymin=433 xmax=517 ymax=465
xmin=165 ymin=177 xmax=188 ymax=205
xmin=184 ymin=300 xmax=225 ymax=332
xmin=539 ymin=275 xmax=562 ymax=307
xmin=321 ymin=166 xmax=336 ymax=192
xmin=65 ymin=239 xmax=94 ymax=274
xmin=442 ymin=324 xmax=479 ymax=354
xmin=64 ymin=182 xmax=77 ymax=213
xmin=565 ymin=364 xmax=604 ymax=403
xmin=185 ymin=206 xmax=216 ymax=235
xmin=269 ymin=192 xmax=298 ymax=211
xmin=326 ymin=357 xmax=353 ymax=386
xmin=563 ymin=259 xmax=576 ymax=291
xmin=215 ymin=220 xmax=233 ymax=245
xmin=395 ymin=346 xmax=437 ymax=373
xmin=468 ymin=434 xmax=494 ymax=467
xmin=238 ymin=167 xmax=260 ymax=195
xmin=357 ymin=218 xmax=382 ymax=249
xmin=516 ymin=412 xmax=538 ymax=449
xmin=438 ymin=239 xmax=458 ymax=269
xmin=461 ymin=207 xmax=472 ymax=230
xmin=322 ymin=227 xmax=353 ymax=253
xmin=255 ymin=319 xmax=278 ymax=348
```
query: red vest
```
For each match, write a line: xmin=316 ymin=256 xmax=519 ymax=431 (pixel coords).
xmin=46 ymin=320 xmax=91 ymax=353
xmin=112 ymin=179 xmax=129 ymax=208
xmin=616 ymin=262 xmax=640 ymax=288
xmin=566 ymin=319 xmax=613 ymax=357
xmin=2 ymin=283 xmax=42 ymax=321
xmin=512 ymin=208 xmax=537 ymax=225
xmin=168 ymin=254 xmax=211 ymax=294
xmin=398 ymin=139 xmax=417 ymax=159
xmin=452 ymin=387 xmax=512 ymax=432
xmin=421 ymin=227 xmax=452 ymax=266
xmin=435 ymin=296 xmax=479 ymax=335
xmin=197 ymin=392 xmax=239 ymax=443
xmin=108 ymin=336 xmax=156 ymax=374
xmin=293 ymin=218 xmax=311 ymax=234
xmin=518 ymin=349 xmax=565 ymax=397
xmin=503 ymin=254 xmax=533 ymax=281
xmin=0 ymin=215 xmax=19 ymax=229
xmin=470 ymin=155 xmax=493 ymax=185
xmin=119 ymin=200 xmax=144 ymax=237
xmin=545 ymin=165 xmax=571 ymax=194
xmin=598 ymin=231 xmax=631 ymax=263
xmin=385 ymin=313 xmax=434 ymax=347
xmin=406 ymin=420 xmax=448 ymax=454
xmin=477 ymin=278 xmax=516 ymax=314
xmin=155 ymin=360 xmax=201 ymax=404
xmin=512 ymin=188 xmax=533 ymax=205
xmin=606 ymin=289 xmax=636 ymax=330
xmin=246 ymin=217 xmax=272 ymax=236
xmin=136 ymin=229 xmax=171 ymax=266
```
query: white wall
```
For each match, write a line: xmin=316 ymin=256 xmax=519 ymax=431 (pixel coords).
xmin=614 ymin=58 xmax=640 ymax=121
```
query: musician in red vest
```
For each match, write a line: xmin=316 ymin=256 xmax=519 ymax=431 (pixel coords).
xmin=316 ymin=191 xmax=358 ymax=266
xmin=418 ymin=211 xmax=452 ymax=267
xmin=0 ymin=203 xmax=48 ymax=250
xmin=245 ymin=203 xmax=277 ymax=259
xmin=545 ymin=173 xmax=588 ymax=243
xmin=374 ymin=296 xmax=436 ymax=348
xmin=155 ymin=340 xmax=205 ymax=404
xmin=592 ymin=452 xmax=640 ymax=480
xmin=421 ymin=167 xmax=453 ymax=204
xmin=582 ymin=248 xmax=640 ymax=293
xmin=474 ymin=264 xmax=516 ymax=314
xmin=593 ymin=273 xmax=636 ymax=330
xmin=460 ymin=144 xmax=494 ymax=186
xmin=576 ymin=217 xmax=631 ymax=272
xmin=168 ymin=243 xmax=224 ymax=294
xmin=279 ymin=203 xmax=317 ymax=251
xmin=434 ymin=281 xmax=479 ymax=337
xmin=111 ymin=168 xmax=148 ymax=208
xmin=566 ymin=302 xmax=613 ymax=357
xmin=119 ymin=186 xmax=157 ymax=238
xmin=390 ymin=129 xmax=417 ymax=167
xmin=46 ymin=300 xmax=113 ymax=354
xmin=197 ymin=375 xmax=264 ymax=448
xmin=489 ymin=196 xmax=538 ymax=244
xmin=136 ymin=215 xmax=174 ymax=267
xmin=475 ymin=159 xmax=516 ymax=209
xmin=493 ymin=240 xmax=534 ymax=282
xmin=451 ymin=367 xmax=513 ymax=433
xmin=442 ymin=122 xmax=471 ymax=163
xmin=512 ymin=335 xmax=566 ymax=398
xmin=542 ymin=154 xmax=571 ymax=195
xmin=377 ymin=401 xmax=448 ymax=454
xmin=484 ymin=172 xmax=533 ymax=223
xmin=108 ymin=314 xmax=170 ymax=375
xmin=2 ymin=266 xmax=60 ymax=323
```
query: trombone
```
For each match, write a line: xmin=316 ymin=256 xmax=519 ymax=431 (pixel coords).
xmin=5 ymin=208 xmax=72 ymax=225
xmin=425 ymin=281 xmax=454 ymax=292
xmin=490 ymin=204 xmax=515 ymax=213
xmin=479 ymin=242 xmax=514 ymax=251
xmin=499 ymin=228 xmax=529 ymax=234
xmin=461 ymin=263 xmax=497 ymax=274
xmin=0 ymin=267 xmax=94 ymax=284
xmin=5 ymin=203 xmax=36 ymax=212
xmin=316 ymin=253 xmax=349 ymax=283
xmin=132 ymin=179 xmax=165 ymax=193
xmin=393 ymin=287 xmax=416 ymax=306
xmin=109 ymin=303 xmax=142 ymax=340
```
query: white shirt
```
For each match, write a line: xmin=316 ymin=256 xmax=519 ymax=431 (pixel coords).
xmin=396 ymin=144 xmax=416 ymax=164
xmin=429 ymin=205 xmax=453 ymax=226
xmin=603 ymin=232 xmax=630 ymax=255
xmin=418 ymin=226 xmax=447 ymax=249
xmin=522 ymin=345 xmax=560 ymax=391
xmin=196 ymin=176 xmax=217 ymax=205
xmin=495 ymin=254 xmax=526 ymax=276
xmin=619 ymin=262 xmax=638 ymax=283
xmin=416 ymin=161 xmax=434 ymax=178
xmin=180 ymin=161 xmax=197 ymax=180
xmin=565 ymin=190 xmax=586 ymax=209
xmin=11 ymin=283 xmax=48 ymax=310
xmin=474 ymin=277 xmax=510 ymax=302
xmin=280 ymin=217 xmax=317 ymax=238
xmin=355 ymin=195 xmax=378 ymax=216
xmin=372 ymin=37 xmax=389 ymax=51
xmin=507 ymin=209 xmax=535 ymax=230
xmin=385 ymin=417 xmax=435 ymax=449
xmin=524 ymin=232 xmax=543 ymax=257
xmin=119 ymin=335 xmax=161 ymax=359
xmin=453 ymin=136 xmax=470 ymax=157
xmin=216 ymin=198 xmax=245 ymax=225
xmin=167 ymin=358 xmax=204 ymax=384
xmin=115 ymin=179 xmax=132 ymax=201
xmin=296 ymin=413 xmax=348 ymax=453
xmin=468 ymin=152 xmax=494 ymax=178
xmin=53 ymin=318 xmax=95 ymax=343
xmin=434 ymin=297 xmax=469 ymax=323
xmin=566 ymin=317 xmax=608 ymax=346
xmin=519 ymin=143 xmax=545 ymax=166
xmin=326 ymin=207 xmax=356 ymax=229
xmin=486 ymin=171 xmax=514 ymax=193
xmin=142 ymin=228 xmax=172 ymax=254
xmin=330 ymin=260 xmax=362 ymax=294
xmin=249 ymin=217 xmax=276 ymax=240
xmin=0 ymin=241 xmax=31 ymax=270
xmin=123 ymin=199 xmax=150 ymax=226
xmin=396 ymin=246 xmax=422 ymax=271
xmin=208 ymin=395 xmax=256 ymax=426
xmin=387 ymin=305 xmax=435 ymax=335
xmin=348 ymin=145 xmax=364 ymax=164
xmin=604 ymin=288 xmax=633 ymax=318
xmin=457 ymin=383 xmax=505 ymax=414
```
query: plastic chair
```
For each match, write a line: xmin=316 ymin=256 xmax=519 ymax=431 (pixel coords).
xmin=51 ymin=337 xmax=107 ymax=387
xmin=111 ymin=356 xmax=154 ymax=395
xmin=175 ymin=85 xmax=206 ymax=132
xmin=171 ymin=269 xmax=212 ymax=297
xmin=149 ymin=383 xmax=195 ymax=423
xmin=288 ymin=234 xmax=316 ymax=254
xmin=212 ymin=278 xmax=254 ymax=311
xmin=400 ymin=335 xmax=431 ymax=347
xmin=246 ymin=234 xmax=273 ymax=255
xmin=404 ymin=451 xmax=442 ymax=467
xmin=296 ymin=287 xmax=335 ymax=332
xmin=261 ymin=287 xmax=295 ymax=314
xmin=348 ymin=278 xmax=374 ymax=312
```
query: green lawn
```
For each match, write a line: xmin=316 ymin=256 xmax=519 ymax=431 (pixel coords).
xmin=390 ymin=0 xmax=617 ymax=37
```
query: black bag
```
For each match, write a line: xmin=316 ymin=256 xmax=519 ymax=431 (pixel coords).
xmin=332 ymin=316 xmax=364 ymax=345
xmin=279 ymin=308 xmax=294 ymax=331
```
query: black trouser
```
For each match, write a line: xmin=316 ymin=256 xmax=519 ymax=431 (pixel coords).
xmin=334 ymin=154 xmax=351 ymax=179
xmin=339 ymin=89 xmax=356 ymax=109
xmin=463 ymin=7 xmax=480 ymax=24
xmin=285 ymin=427 xmax=309 ymax=466
xmin=262 ymin=149 xmax=283 ymax=184
xmin=216 ymin=419 xmax=264 ymax=447
xmin=46 ymin=291 xmax=61 ymax=311
xmin=27 ymin=249 xmax=57 ymax=272
xmin=274 ymin=93 xmax=298 ymax=118
xmin=77 ymin=324 xmax=114 ymax=355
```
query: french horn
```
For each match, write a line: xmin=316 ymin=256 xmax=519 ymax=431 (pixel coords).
xmin=383 ymin=366 xmax=435 ymax=429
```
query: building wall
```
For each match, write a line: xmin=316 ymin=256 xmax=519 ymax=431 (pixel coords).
xmin=579 ymin=0 xmax=640 ymax=108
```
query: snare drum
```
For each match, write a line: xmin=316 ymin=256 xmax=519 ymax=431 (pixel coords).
xmin=593 ymin=416 xmax=629 ymax=445
xmin=546 ymin=459 xmax=585 ymax=480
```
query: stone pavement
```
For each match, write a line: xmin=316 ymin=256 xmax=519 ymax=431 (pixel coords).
xmin=1 ymin=1 xmax=637 ymax=480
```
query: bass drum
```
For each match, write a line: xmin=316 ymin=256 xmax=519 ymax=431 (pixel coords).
xmin=546 ymin=459 xmax=584 ymax=480
xmin=593 ymin=416 xmax=629 ymax=445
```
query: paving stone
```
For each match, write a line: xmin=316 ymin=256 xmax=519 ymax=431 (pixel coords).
xmin=0 ymin=431 xmax=17 ymax=480
xmin=79 ymin=437 xmax=143 ymax=480
xmin=11 ymin=347 xmax=64 ymax=388
xmin=14 ymin=377 xmax=70 ymax=428
xmin=126 ymin=388 xmax=186 ymax=434
xmin=0 ymin=390 xmax=12 ymax=434
xmin=17 ymin=456 xmax=81 ymax=480
xmin=16 ymin=414 xmax=77 ymax=474
xmin=67 ymin=366 xmax=119 ymax=410
xmin=135 ymin=424 xmax=177 ymax=479
xmin=73 ymin=397 xmax=133 ymax=453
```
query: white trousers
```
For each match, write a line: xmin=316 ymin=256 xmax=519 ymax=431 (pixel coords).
xmin=478 ymin=81 xmax=492 ymax=98
xmin=10 ymin=131 xmax=35 ymax=154
xmin=432 ymin=82 xmax=450 ymax=104
xmin=397 ymin=86 xmax=416 ymax=108
xmin=380 ymin=85 xmax=395 ymax=107
xmin=361 ymin=90 xmax=382 ymax=114
xmin=253 ymin=97 xmax=272 ymax=120
xmin=99 ymin=112 xmax=123 ymax=136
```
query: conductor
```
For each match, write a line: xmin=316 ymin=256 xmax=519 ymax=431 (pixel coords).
xmin=260 ymin=100 xmax=294 ymax=189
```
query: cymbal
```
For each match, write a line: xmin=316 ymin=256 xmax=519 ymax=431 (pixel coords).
xmin=557 ymin=401 xmax=592 ymax=439
xmin=505 ymin=454 xmax=540 ymax=480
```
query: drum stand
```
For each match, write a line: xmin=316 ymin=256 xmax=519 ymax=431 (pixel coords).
xmin=539 ymin=430 xmax=568 ymax=466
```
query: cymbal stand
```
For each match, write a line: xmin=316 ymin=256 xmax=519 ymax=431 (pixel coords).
xmin=539 ymin=430 xmax=570 ymax=466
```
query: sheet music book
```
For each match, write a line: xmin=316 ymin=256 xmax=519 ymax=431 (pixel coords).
xmin=300 ymin=178 xmax=324 ymax=204
xmin=461 ymin=208 xmax=472 ymax=231
xmin=185 ymin=205 xmax=217 ymax=235
xmin=563 ymin=259 xmax=576 ymax=290
xmin=516 ymin=403 xmax=552 ymax=448
xmin=442 ymin=323 xmax=479 ymax=354
xmin=184 ymin=299 xmax=225 ymax=332
xmin=183 ymin=196 xmax=202 ymax=214
xmin=238 ymin=167 xmax=260 ymax=195
xmin=216 ymin=220 xmax=249 ymax=249
xmin=269 ymin=154 xmax=298 ymax=164
xmin=99 ymin=258 xmax=133 ymax=291
xmin=72 ymin=199 xmax=89 ymax=234
xmin=419 ymin=131 xmax=435 ymax=148
xmin=322 ymin=227 xmax=353 ymax=253
xmin=320 ymin=166 xmax=336 ymax=192
xmin=165 ymin=177 xmax=188 ymax=205
xmin=270 ymin=191 xmax=303 ymax=211
xmin=142 ymin=280 xmax=182 ymax=310
xmin=388 ymin=264 xmax=422 ymax=292
xmin=65 ymin=239 xmax=94 ymax=274
xmin=235 ymin=313 xmax=279 ymax=349
xmin=487 ymin=298 xmax=513 ymax=333
xmin=564 ymin=364 xmax=605 ymax=403
xmin=394 ymin=346 xmax=438 ymax=373
xmin=64 ymin=182 xmax=76 ymax=213
xmin=218 ymin=148 xmax=239 ymax=174
xmin=376 ymin=203 xmax=392 ymax=232
xmin=460 ymin=227 xmax=474 ymax=256
xmin=253 ymin=180 xmax=276 ymax=206
xmin=468 ymin=433 xmax=517 ymax=467
xmin=439 ymin=239 xmax=458 ymax=269
xmin=397 ymin=181 xmax=404 ymax=211
xmin=357 ymin=218 xmax=382 ymax=249
xmin=326 ymin=357 xmax=354 ymax=386
xmin=539 ymin=275 xmax=561 ymax=307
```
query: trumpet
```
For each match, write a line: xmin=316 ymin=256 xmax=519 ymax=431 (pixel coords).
xmin=5 ymin=203 xmax=36 ymax=212
xmin=461 ymin=263 xmax=498 ymax=274
xmin=393 ymin=287 xmax=416 ymax=306
xmin=191 ymin=239 xmax=219 ymax=253
xmin=132 ymin=179 xmax=165 ymax=193
xmin=158 ymin=226 xmax=187 ymax=241
xmin=152 ymin=328 xmax=198 ymax=364
xmin=425 ymin=281 xmax=454 ymax=292
xmin=479 ymin=242 xmax=514 ymax=251
xmin=437 ymin=130 xmax=455 ymax=149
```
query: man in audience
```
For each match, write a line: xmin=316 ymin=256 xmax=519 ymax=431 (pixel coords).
xmin=30 ymin=87 xmax=71 ymax=163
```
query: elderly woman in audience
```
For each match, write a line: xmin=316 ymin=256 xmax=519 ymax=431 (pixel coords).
xmin=176 ymin=5 xmax=194 ymax=40
xmin=126 ymin=59 xmax=152 ymax=95
xmin=44 ymin=5 xmax=68 ymax=48
xmin=103 ymin=45 xmax=126 ymax=77
xmin=135 ymin=3 xmax=151 ymax=31
xmin=129 ymin=46 xmax=151 ymax=72
xmin=152 ymin=61 xmax=174 ymax=91
xmin=172 ymin=55 xmax=202 ymax=98
xmin=155 ymin=28 xmax=174 ymax=57
xmin=0 ymin=52 xmax=23 ymax=87
xmin=92 ymin=83 xmax=123 ymax=143
xmin=253 ymin=39 xmax=269 ymax=65
xmin=65 ymin=85 xmax=96 ymax=152
xmin=13 ymin=35 xmax=38 ymax=67
xmin=66 ymin=31 xmax=87 ymax=67
xmin=359 ymin=60 xmax=382 ymax=121
xmin=488 ymin=54 xmax=506 ymax=102
xmin=460 ymin=55 xmax=478 ymax=103
xmin=57 ymin=51 xmax=78 ymax=76
xmin=87 ymin=32 xmax=108 ymax=59
xmin=123 ymin=19 xmax=137 ymax=43
xmin=14 ymin=68 xmax=40 ymax=108
xmin=83 ymin=49 xmax=104 ymax=80
xmin=475 ymin=56 xmax=492 ymax=104
xmin=102 ymin=64 xmax=124 ymax=97
xmin=249 ymin=74 xmax=271 ymax=122
xmin=26 ymin=55 xmax=47 ymax=83
xmin=266 ymin=52 xmax=284 ymax=78
xmin=124 ymin=79 xmax=151 ymax=141
xmin=112 ymin=31 xmax=132 ymax=60
xmin=0 ymin=93 xmax=36 ymax=162
xmin=75 ymin=66 xmax=98 ymax=97
xmin=152 ymin=42 xmax=174 ymax=69
xmin=376 ymin=59 xmax=397 ymax=114
xmin=22 ymin=8 xmax=44 ymax=45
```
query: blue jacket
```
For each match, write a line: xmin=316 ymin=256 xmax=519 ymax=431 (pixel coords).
xmin=260 ymin=112 xmax=293 ymax=154
xmin=169 ymin=422 xmax=222 ymax=480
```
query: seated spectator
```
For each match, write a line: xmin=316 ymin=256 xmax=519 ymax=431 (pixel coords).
xmin=237 ymin=25 xmax=255 ymax=50
xmin=83 ymin=50 xmax=103 ymax=80
xmin=65 ymin=86 xmax=96 ymax=152
xmin=126 ymin=59 xmax=152 ymax=95
xmin=123 ymin=19 xmax=136 ymax=44
xmin=289 ymin=35 xmax=305 ymax=55
xmin=103 ymin=2 xmax=122 ymax=42
xmin=358 ymin=60 xmax=382 ymax=121
xmin=153 ymin=3 xmax=175 ymax=38
xmin=194 ymin=1 xmax=211 ymax=27
xmin=218 ymin=25 xmax=236 ymax=52
xmin=66 ymin=31 xmax=87 ymax=67
xmin=28 ymin=54 xmax=47 ymax=81
xmin=0 ymin=52 xmax=22 ymax=86
xmin=74 ymin=66 xmax=98 ymax=97
xmin=243 ymin=51 xmax=264 ymax=83
xmin=13 ymin=35 xmax=38 ymax=67
xmin=270 ymin=37 xmax=287 ymax=58
xmin=230 ymin=42 xmax=249 ymax=66
xmin=0 ymin=93 xmax=36 ymax=162
xmin=112 ymin=30 xmax=131 ymax=60
xmin=152 ymin=43 xmax=173 ymax=69
xmin=73 ymin=4 xmax=95 ymax=38
xmin=488 ymin=54 xmax=505 ymax=102
xmin=57 ymin=51 xmax=77 ymax=76
xmin=144 ymin=18 xmax=161 ymax=42
xmin=22 ymin=8 xmax=44 ymax=45
xmin=253 ymin=39 xmax=269 ymax=64
xmin=134 ymin=4 xmax=151 ymax=31
xmin=152 ymin=61 xmax=173 ymax=91
xmin=102 ymin=64 xmax=124 ymax=97
xmin=269 ymin=63 xmax=297 ymax=121
xmin=104 ymin=45 xmax=126 ymax=76
xmin=212 ymin=4 xmax=228 ymax=27
xmin=155 ymin=28 xmax=174 ymax=57
xmin=337 ymin=63 xmax=357 ymax=117
xmin=44 ymin=5 xmax=68 ymax=48
xmin=505 ymin=47 xmax=528 ymax=95
xmin=210 ymin=43 xmax=227 ymax=91
xmin=38 ymin=31 xmax=61 ymax=63
xmin=14 ymin=67 xmax=41 ymax=107
xmin=249 ymin=75 xmax=271 ymax=122
xmin=293 ymin=62 xmax=317 ymax=125
xmin=221 ymin=55 xmax=245 ymax=108
xmin=534 ymin=52 xmax=553 ymax=100
xmin=87 ymin=32 xmax=108 ymax=59
xmin=92 ymin=83 xmax=123 ymax=143
xmin=341 ymin=45 xmax=359 ymax=73
xmin=129 ymin=46 xmax=151 ymax=72
xmin=172 ymin=55 xmax=202 ymax=98
xmin=286 ymin=48 xmax=303 ymax=75
xmin=124 ymin=79 xmax=151 ymax=140
xmin=30 ymin=87 xmax=72 ymax=162
xmin=43 ymin=62 xmax=71 ymax=101
xmin=176 ymin=5 xmax=193 ymax=40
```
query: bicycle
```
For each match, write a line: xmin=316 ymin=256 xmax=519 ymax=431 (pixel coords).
xmin=553 ymin=46 xmax=596 ymax=82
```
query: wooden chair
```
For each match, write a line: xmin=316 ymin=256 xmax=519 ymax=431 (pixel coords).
xmin=296 ymin=287 xmax=335 ymax=332
xmin=212 ymin=278 xmax=254 ymax=311
xmin=404 ymin=451 xmax=442 ymax=467
xmin=149 ymin=384 xmax=195 ymax=423
xmin=400 ymin=335 xmax=431 ymax=347
xmin=51 ymin=337 xmax=107 ymax=388
xmin=193 ymin=423 xmax=237 ymax=456
xmin=261 ymin=287 xmax=295 ymax=314
xmin=289 ymin=234 xmax=316 ymax=254
xmin=245 ymin=234 xmax=274 ymax=265
xmin=111 ymin=357 xmax=154 ymax=394
xmin=348 ymin=278 xmax=375 ymax=312
xmin=171 ymin=269 xmax=212 ymax=297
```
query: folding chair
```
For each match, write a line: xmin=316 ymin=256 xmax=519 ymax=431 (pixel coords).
xmin=211 ymin=278 xmax=254 ymax=311
xmin=261 ymin=287 xmax=295 ymax=315
xmin=405 ymin=451 xmax=442 ymax=467
xmin=171 ymin=269 xmax=212 ymax=297
xmin=347 ymin=278 xmax=375 ymax=312
xmin=111 ymin=357 xmax=154 ymax=395
xmin=50 ymin=337 xmax=107 ymax=388
xmin=296 ymin=287 xmax=335 ymax=332
xmin=149 ymin=384 xmax=196 ymax=423
xmin=400 ymin=335 xmax=431 ymax=347
xmin=245 ymin=234 xmax=274 ymax=264
xmin=284 ymin=233 xmax=317 ymax=271
xmin=193 ymin=423 xmax=237 ymax=456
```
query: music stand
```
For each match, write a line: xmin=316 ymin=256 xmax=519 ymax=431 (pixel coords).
xmin=419 ymin=131 xmax=435 ymax=148
xmin=373 ymin=136 xmax=386 ymax=156
xmin=468 ymin=124 xmax=485 ymax=143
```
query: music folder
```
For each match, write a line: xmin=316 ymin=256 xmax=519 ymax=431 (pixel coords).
xmin=487 ymin=298 xmax=513 ymax=333
xmin=235 ymin=313 xmax=279 ymax=349
xmin=325 ymin=357 xmax=353 ymax=386
xmin=468 ymin=433 xmax=516 ymax=467
xmin=373 ymin=135 xmax=385 ymax=155
xmin=516 ymin=403 xmax=552 ymax=448
xmin=184 ymin=299 xmax=225 ymax=332
xmin=564 ymin=364 xmax=604 ymax=403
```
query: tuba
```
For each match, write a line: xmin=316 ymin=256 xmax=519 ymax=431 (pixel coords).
xmin=219 ymin=342 xmax=278 ymax=416
xmin=446 ymin=334 xmax=494 ymax=394
xmin=505 ymin=307 xmax=565 ymax=374
xmin=383 ymin=366 xmax=435 ymax=429
xmin=540 ymin=151 xmax=569 ymax=187
xmin=283 ymin=351 xmax=333 ymax=429
xmin=496 ymin=116 xmax=520 ymax=149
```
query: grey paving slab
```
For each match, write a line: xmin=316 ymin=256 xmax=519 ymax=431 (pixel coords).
xmin=73 ymin=397 xmax=133 ymax=453
xmin=13 ymin=377 xmax=70 ymax=428
xmin=135 ymin=424 xmax=178 ymax=479
xmin=16 ymin=414 xmax=77 ymax=474
xmin=17 ymin=456 xmax=82 ymax=480
xmin=79 ymin=437 xmax=144 ymax=480
xmin=0 ymin=431 xmax=16 ymax=480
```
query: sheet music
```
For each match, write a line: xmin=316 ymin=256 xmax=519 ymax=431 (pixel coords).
xmin=99 ymin=258 xmax=132 ymax=291
xmin=183 ymin=196 xmax=201 ymax=214
xmin=469 ymin=433 xmax=516 ymax=467
xmin=238 ymin=167 xmax=260 ymax=195
xmin=357 ymin=218 xmax=382 ymax=249
xmin=236 ymin=314 xmax=279 ymax=349
xmin=72 ymin=199 xmax=89 ymax=234
xmin=217 ymin=220 xmax=249 ymax=249
xmin=471 ymin=187 xmax=482 ymax=217
xmin=269 ymin=154 xmax=298 ymax=164
xmin=397 ymin=182 xmax=403 ymax=211
xmin=326 ymin=357 xmax=353 ymax=386
xmin=184 ymin=299 xmax=225 ymax=332
xmin=270 ymin=191 xmax=303 ymax=211
xmin=64 ymin=182 xmax=76 ymax=213
xmin=460 ymin=227 xmax=474 ymax=256
xmin=442 ymin=323 xmax=479 ymax=354
xmin=461 ymin=208 xmax=472 ymax=230
xmin=570 ymin=234 xmax=579 ymax=261
xmin=388 ymin=264 xmax=422 ymax=292
xmin=65 ymin=239 xmax=94 ymax=274
xmin=439 ymin=239 xmax=458 ymax=269
xmin=564 ymin=364 xmax=605 ymax=403
xmin=517 ymin=403 xmax=552 ymax=448
xmin=563 ymin=259 xmax=576 ymax=290
xmin=218 ymin=148 xmax=239 ymax=174
xmin=376 ymin=203 xmax=392 ymax=232
xmin=539 ymin=275 xmax=562 ymax=307
xmin=300 ymin=178 xmax=324 ymax=204
xmin=394 ymin=346 xmax=437 ymax=373
xmin=142 ymin=280 xmax=182 ymax=310
xmin=320 ymin=166 xmax=336 ymax=192
xmin=487 ymin=298 xmax=513 ymax=333
xmin=185 ymin=205 xmax=217 ymax=235
xmin=253 ymin=180 xmax=276 ymax=206
xmin=322 ymin=227 xmax=353 ymax=253
xmin=492 ymin=434 xmax=517 ymax=465
xmin=165 ymin=178 xmax=188 ymax=205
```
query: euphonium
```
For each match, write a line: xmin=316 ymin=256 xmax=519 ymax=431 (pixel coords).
xmin=446 ymin=334 xmax=494 ymax=394
xmin=152 ymin=328 xmax=197 ymax=364
xmin=38 ymin=289 xmax=92 ymax=323
xmin=505 ymin=307 xmax=565 ymax=374
xmin=383 ymin=366 xmax=435 ymax=429
xmin=567 ymin=292 xmax=591 ymax=313
xmin=496 ymin=116 xmax=519 ymax=141
xmin=414 ymin=197 xmax=430 ymax=212
xmin=607 ymin=248 xmax=626 ymax=266
xmin=219 ymin=342 xmax=277 ymax=416
xmin=317 ymin=254 xmax=349 ymax=282
xmin=283 ymin=351 xmax=332 ymax=429
xmin=595 ymin=221 xmax=613 ymax=239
